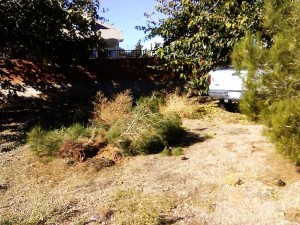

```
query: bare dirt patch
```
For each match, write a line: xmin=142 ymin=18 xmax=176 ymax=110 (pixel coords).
xmin=1 ymin=103 xmax=300 ymax=224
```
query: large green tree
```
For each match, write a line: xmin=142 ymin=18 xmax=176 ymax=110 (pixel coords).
xmin=0 ymin=0 xmax=104 ymax=63
xmin=232 ymin=0 xmax=300 ymax=163
xmin=139 ymin=0 xmax=263 ymax=93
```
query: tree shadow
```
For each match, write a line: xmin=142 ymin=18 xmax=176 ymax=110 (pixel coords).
xmin=178 ymin=130 xmax=210 ymax=147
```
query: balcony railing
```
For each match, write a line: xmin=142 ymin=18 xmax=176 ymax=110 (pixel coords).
xmin=90 ymin=49 xmax=156 ymax=59
xmin=0 ymin=48 xmax=156 ymax=60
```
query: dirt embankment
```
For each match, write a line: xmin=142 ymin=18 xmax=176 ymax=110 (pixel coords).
xmin=1 ymin=105 xmax=300 ymax=225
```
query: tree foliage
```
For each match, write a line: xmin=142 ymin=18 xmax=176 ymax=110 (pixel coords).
xmin=139 ymin=0 xmax=263 ymax=93
xmin=0 ymin=0 xmax=104 ymax=63
xmin=232 ymin=0 xmax=300 ymax=164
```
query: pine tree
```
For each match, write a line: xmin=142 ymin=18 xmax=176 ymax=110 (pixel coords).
xmin=232 ymin=0 xmax=300 ymax=164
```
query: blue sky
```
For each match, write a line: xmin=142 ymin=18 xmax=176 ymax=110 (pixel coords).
xmin=100 ymin=0 xmax=160 ymax=49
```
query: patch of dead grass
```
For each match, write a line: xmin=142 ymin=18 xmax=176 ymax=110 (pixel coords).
xmin=160 ymin=93 xmax=203 ymax=119
xmin=200 ymin=100 xmax=254 ymax=124
xmin=0 ymin=148 xmax=102 ymax=224
xmin=108 ymin=189 xmax=176 ymax=225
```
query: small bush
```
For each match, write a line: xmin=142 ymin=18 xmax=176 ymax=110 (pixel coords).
xmin=27 ymin=91 xmax=188 ymax=160
xmin=107 ymin=99 xmax=185 ymax=156
xmin=27 ymin=124 xmax=104 ymax=160
xmin=27 ymin=126 xmax=64 ymax=159
xmin=0 ymin=219 xmax=14 ymax=225
xmin=135 ymin=92 xmax=163 ymax=113
xmin=131 ymin=132 xmax=165 ymax=155
xmin=92 ymin=90 xmax=133 ymax=125
xmin=63 ymin=123 xmax=93 ymax=141
xmin=152 ymin=113 xmax=185 ymax=145
xmin=106 ymin=119 xmax=128 ymax=142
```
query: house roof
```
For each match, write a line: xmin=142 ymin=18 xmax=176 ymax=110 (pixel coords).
xmin=94 ymin=21 xmax=123 ymax=42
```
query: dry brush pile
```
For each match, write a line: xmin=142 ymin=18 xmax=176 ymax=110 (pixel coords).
xmin=27 ymin=90 xmax=204 ymax=162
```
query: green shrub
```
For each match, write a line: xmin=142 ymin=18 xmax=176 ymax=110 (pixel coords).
xmin=232 ymin=0 xmax=300 ymax=164
xmin=27 ymin=126 xmax=64 ymax=158
xmin=107 ymin=96 xmax=185 ymax=156
xmin=134 ymin=92 xmax=163 ymax=113
xmin=131 ymin=132 xmax=165 ymax=155
xmin=151 ymin=113 xmax=185 ymax=145
xmin=238 ymin=91 xmax=264 ymax=121
xmin=262 ymin=98 xmax=300 ymax=164
xmin=106 ymin=119 xmax=128 ymax=142
xmin=0 ymin=219 xmax=14 ymax=225
xmin=116 ymin=114 xmax=184 ymax=156
xmin=27 ymin=124 xmax=102 ymax=160
xmin=63 ymin=123 xmax=92 ymax=141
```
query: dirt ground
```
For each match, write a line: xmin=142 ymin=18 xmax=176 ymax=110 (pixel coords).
xmin=1 ymin=103 xmax=300 ymax=225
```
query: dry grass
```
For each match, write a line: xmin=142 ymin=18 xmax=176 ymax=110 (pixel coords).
xmin=198 ymin=100 xmax=253 ymax=124
xmin=0 ymin=148 xmax=87 ymax=224
xmin=159 ymin=93 xmax=203 ymax=119
xmin=92 ymin=90 xmax=133 ymax=125
xmin=108 ymin=189 xmax=175 ymax=225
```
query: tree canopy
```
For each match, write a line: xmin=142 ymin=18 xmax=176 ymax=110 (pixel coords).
xmin=139 ymin=0 xmax=264 ymax=93
xmin=0 ymin=0 xmax=104 ymax=63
